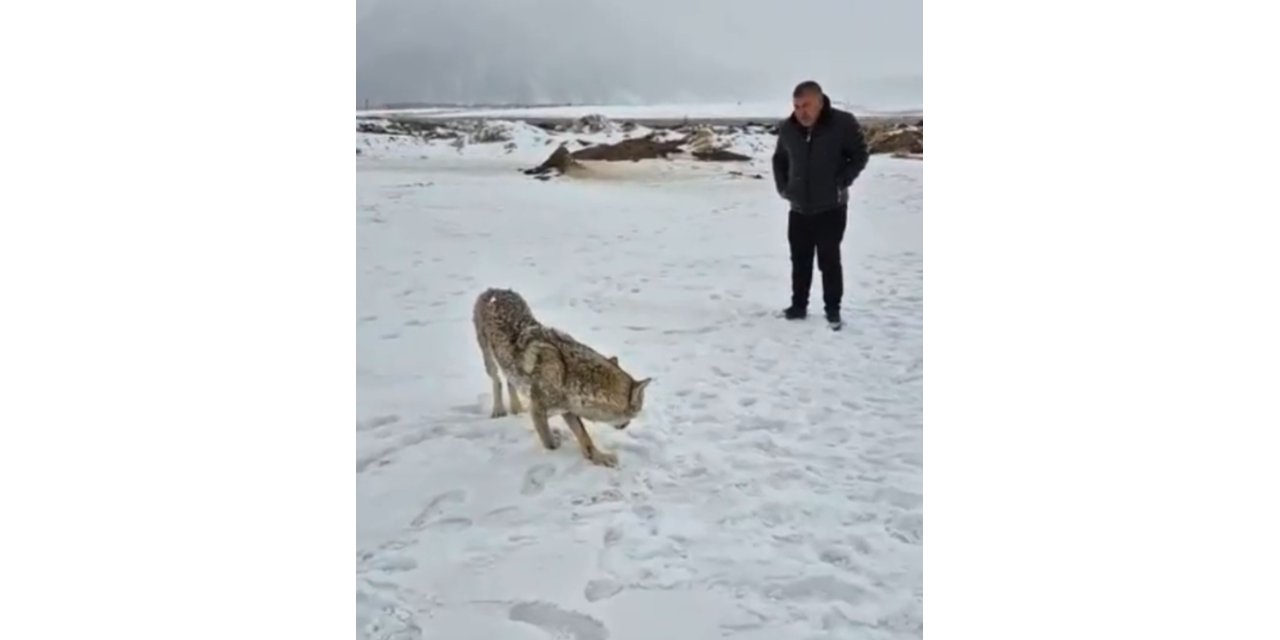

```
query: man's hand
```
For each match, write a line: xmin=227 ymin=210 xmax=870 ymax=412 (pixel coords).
xmin=837 ymin=186 xmax=849 ymax=205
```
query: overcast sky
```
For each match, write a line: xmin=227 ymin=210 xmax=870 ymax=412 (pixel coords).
xmin=357 ymin=0 xmax=921 ymax=109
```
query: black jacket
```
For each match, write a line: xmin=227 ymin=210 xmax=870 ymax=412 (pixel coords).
xmin=771 ymin=96 xmax=869 ymax=214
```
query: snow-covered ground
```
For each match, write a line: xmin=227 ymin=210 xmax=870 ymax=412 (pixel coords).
xmin=357 ymin=101 xmax=921 ymax=121
xmin=357 ymin=117 xmax=922 ymax=639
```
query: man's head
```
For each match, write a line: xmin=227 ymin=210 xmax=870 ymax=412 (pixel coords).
xmin=792 ymin=80 xmax=825 ymax=127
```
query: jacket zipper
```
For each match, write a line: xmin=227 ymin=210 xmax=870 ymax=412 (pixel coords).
xmin=804 ymin=127 xmax=813 ymax=206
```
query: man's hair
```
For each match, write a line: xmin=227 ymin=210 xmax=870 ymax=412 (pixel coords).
xmin=792 ymin=80 xmax=823 ymax=98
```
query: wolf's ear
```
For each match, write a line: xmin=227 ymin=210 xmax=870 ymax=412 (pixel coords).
xmin=630 ymin=377 xmax=653 ymax=407
xmin=608 ymin=355 xmax=618 ymax=365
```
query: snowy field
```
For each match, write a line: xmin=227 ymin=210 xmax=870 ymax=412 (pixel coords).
xmin=357 ymin=115 xmax=923 ymax=638
xmin=357 ymin=101 xmax=921 ymax=121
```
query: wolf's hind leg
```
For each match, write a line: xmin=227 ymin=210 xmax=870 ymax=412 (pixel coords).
xmin=480 ymin=344 xmax=507 ymax=418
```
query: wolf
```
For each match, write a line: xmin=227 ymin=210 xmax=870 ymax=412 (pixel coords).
xmin=472 ymin=288 xmax=652 ymax=467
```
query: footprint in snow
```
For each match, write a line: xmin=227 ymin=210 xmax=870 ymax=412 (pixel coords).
xmin=603 ymin=526 xmax=624 ymax=547
xmin=426 ymin=517 xmax=473 ymax=532
xmin=369 ymin=555 xmax=417 ymax=573
xmin=521 ymin=463 xmax=556 ymax=496
xmin=583 ymin=579 xmax=624 ymax=602
xmin=357 ymin=414 xmax=400 ymax=431
xmin=409 ymin=489 xmax=466 ymax=529
xmin=508 ymin=601 xmax=610 ymax=640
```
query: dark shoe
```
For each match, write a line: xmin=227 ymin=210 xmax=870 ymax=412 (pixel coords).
xmin=825 ymin=309 xmax=843 ymax=330
xmin=781 ymin=306 xmax=807 ymax=320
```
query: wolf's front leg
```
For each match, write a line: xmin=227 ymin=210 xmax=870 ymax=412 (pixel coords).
xmin=562 ymin=413 xmax=617 ymax=468
xmin=528 ymin=396 xmax=561 ymax=450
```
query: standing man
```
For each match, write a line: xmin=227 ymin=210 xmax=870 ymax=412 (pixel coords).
xmin=772 ymin=80 xmax=869 ymax=331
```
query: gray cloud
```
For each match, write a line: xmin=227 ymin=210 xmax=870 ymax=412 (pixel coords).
xmin=357 ymin=0 xmax=921 ymax=109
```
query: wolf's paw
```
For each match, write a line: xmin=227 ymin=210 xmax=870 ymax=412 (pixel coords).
xmin=490 ymin=406 xmax=509 ymax=419
xmin=588 ymin=449 xmax=618 ymax=468
xmin=542 ymin=430 xmax=563 ymax=450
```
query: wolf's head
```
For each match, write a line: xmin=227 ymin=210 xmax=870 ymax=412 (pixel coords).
xmin=574 ymin=354 xmax=652 ymax=429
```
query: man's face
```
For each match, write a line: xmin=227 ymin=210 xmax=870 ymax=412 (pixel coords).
xmin=792 ymin=90 xmax=823 ymax=127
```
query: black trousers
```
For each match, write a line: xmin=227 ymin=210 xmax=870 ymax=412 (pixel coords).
xmin=788 ymin=205 xmax=848 ymax=312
